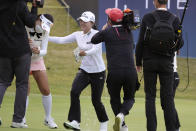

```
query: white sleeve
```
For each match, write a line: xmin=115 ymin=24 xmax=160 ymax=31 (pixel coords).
xmin=173 ymin=52 xmax=177 ymax=72
xmin=48 ymin=32 xmax=77 ymax=44
xmin=85 ymin=43 xmax=102 ymax=56
xmin=39 ymin=32 xmax=49 ymax=57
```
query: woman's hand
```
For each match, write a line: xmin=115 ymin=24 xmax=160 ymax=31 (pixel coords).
xmin=102 ymin=23 xmax=108 ymax=30
xmin=79 ymin=51 xmax=86 ymax=56
xmin=32 ymin=47 xmax=40 ymax=54
xmin=29 ymin=38 xmax=33 ymax=47
xmin=29 ymin=38 xmax=40 ymax=54
xmin=136 ymin=66 xmax=142 ymax=73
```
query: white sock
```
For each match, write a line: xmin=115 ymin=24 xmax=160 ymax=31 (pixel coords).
xmin=23 ymin=96 xmax=29 ymax=123
xmin=26 ymin=96 xmax=29 ymax=111
xmin=100 ymin=121 xmax=108 ymax=131
xmin=42 ymin=94 xmax=52 ymax=120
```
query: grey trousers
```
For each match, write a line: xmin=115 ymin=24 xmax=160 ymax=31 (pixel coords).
xmin=0 ymin=53 xmax=31 ymax=123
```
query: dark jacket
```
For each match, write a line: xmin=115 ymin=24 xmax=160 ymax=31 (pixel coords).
xmin=91 ymin=26 xmax=135 ymax=71
xmin=0 ymin=0 xmax=37 ymax=57
xmin=136 ymin=10 xmax=184 ymax=66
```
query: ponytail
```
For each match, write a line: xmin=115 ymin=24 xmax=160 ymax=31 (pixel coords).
xmin=92 ymin=24 xmax=97 ymax=30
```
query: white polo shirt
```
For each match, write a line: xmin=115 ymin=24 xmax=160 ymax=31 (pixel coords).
xmin=49 ymin=28 xmax=106 ymax=73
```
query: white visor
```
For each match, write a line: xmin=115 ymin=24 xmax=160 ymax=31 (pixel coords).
xmin=40 ymin=15 xmax=53 ymax=32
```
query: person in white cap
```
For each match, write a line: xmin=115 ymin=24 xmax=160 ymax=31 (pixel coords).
xmin=49 ymin=11 xmax=109 ymax=131
xmin=24 ymin=14 xmax=58 ymax=129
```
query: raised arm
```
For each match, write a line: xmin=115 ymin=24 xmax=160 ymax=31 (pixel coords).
xmin=91 ymin=30 xmax=105 ymax=44
xmin=20 ymin=1 xmax=37 ymax=28
xmin=49 ymin=32 xmax=76 ymax=44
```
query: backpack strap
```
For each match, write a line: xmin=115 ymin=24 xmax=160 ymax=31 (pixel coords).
xmin=152 ymin=11 xmax=176 ymax=25
xmin=152 ymin=11 xmax=160 ymax=22
xmin=167 ymin=13 xmax=176 ymax=25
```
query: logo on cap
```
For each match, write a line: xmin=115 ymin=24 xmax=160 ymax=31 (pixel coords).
xmin=77 ymin=11 xmax=95 ymax=23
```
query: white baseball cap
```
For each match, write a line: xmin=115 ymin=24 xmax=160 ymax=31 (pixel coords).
xmin=40 ymin=15 xmax=53 ymax=32
xmin=77 ymin=11 xmax=95 ymax=23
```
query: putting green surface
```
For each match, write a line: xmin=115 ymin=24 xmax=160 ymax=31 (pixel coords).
xmin=0 ymin=93 xmax=196 ymax=131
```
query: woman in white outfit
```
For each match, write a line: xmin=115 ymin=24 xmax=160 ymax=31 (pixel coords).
xmin=24 ymin=14 xmax=58 ymax=129
xmin=49 ymin=11 xmax=109 ymax=131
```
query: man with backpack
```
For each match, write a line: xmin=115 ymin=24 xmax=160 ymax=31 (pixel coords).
xmin=136 ymin=0 xmax=183 ymax=131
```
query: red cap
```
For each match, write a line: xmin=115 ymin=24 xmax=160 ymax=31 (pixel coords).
xmin=105 ymin=8 xmax=123 ymax=23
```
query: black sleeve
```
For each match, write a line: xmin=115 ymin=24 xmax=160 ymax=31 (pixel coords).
xmin=91 ymin=30 xmax=105 ymax=44
xmin=135 ymin=16 xmax=146 ymax=66
xmin=173 ymin=17 xmax=184 ymax=51
xmin=20 ymin=1 xmax=37 ymax=28
xmin=31 ymin=6 xmax=38 ymax=15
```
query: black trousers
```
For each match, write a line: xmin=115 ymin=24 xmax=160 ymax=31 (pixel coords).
xmin=0 ymin=53 xmax=31 ymax=122
xmin=143 ymin=57 xmax=179 ymax=131
xmin=173 ymin=72 xmax=180 ymax=129
xmin=68 ymin=69 xmax=108 ymax=123
xmin=106 ymin=69 xmax=137 ymax=116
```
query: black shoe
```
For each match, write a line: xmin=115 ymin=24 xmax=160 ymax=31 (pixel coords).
xmin=0 ymin=117 xmax=2 ymax=126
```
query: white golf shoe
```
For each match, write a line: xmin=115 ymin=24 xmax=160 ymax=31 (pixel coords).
xmin=44 ymin=118 xmax=58 ymax=129
xmin=11 ymin=121 xmax=28 ymax=128
xmin=22 ymin=117 xmax=26 ymax=124
xmin=63 ymin=120 xmax=80 ymax=130
xmin=113 ymin=113 xmax=124 ymax=131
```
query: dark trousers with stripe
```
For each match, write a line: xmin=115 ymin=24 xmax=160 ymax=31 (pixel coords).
xmin=173 ymin=72 xmax=180 ymax=129
xmin=0 ymin=53 xmax=31 ymax=122
xmin=68 ymin=69 xmax=108 ymax=123
xmin=143 ymin=57 xmax=179 ymax=131
xmin=106 ymin=69 xmax=137 ymax=116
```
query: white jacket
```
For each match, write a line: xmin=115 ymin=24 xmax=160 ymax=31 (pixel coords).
xmin=49 ymin=28 xmax=106 ymax=73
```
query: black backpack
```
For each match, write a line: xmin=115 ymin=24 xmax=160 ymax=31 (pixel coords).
xmin=148 ymin=11 xmax=176 ymax=56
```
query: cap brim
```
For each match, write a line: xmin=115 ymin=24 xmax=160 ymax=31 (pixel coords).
xmin=105 ymin=8 xmax=112 ymax=15
xmin=77 ymin=17 xmax=90 ymax=22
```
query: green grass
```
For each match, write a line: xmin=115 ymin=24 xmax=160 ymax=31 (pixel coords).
xmin=0 ymin=93 xmax=196 ymax=131
xmin=1 ymin=0 xmax=196 ymax=130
